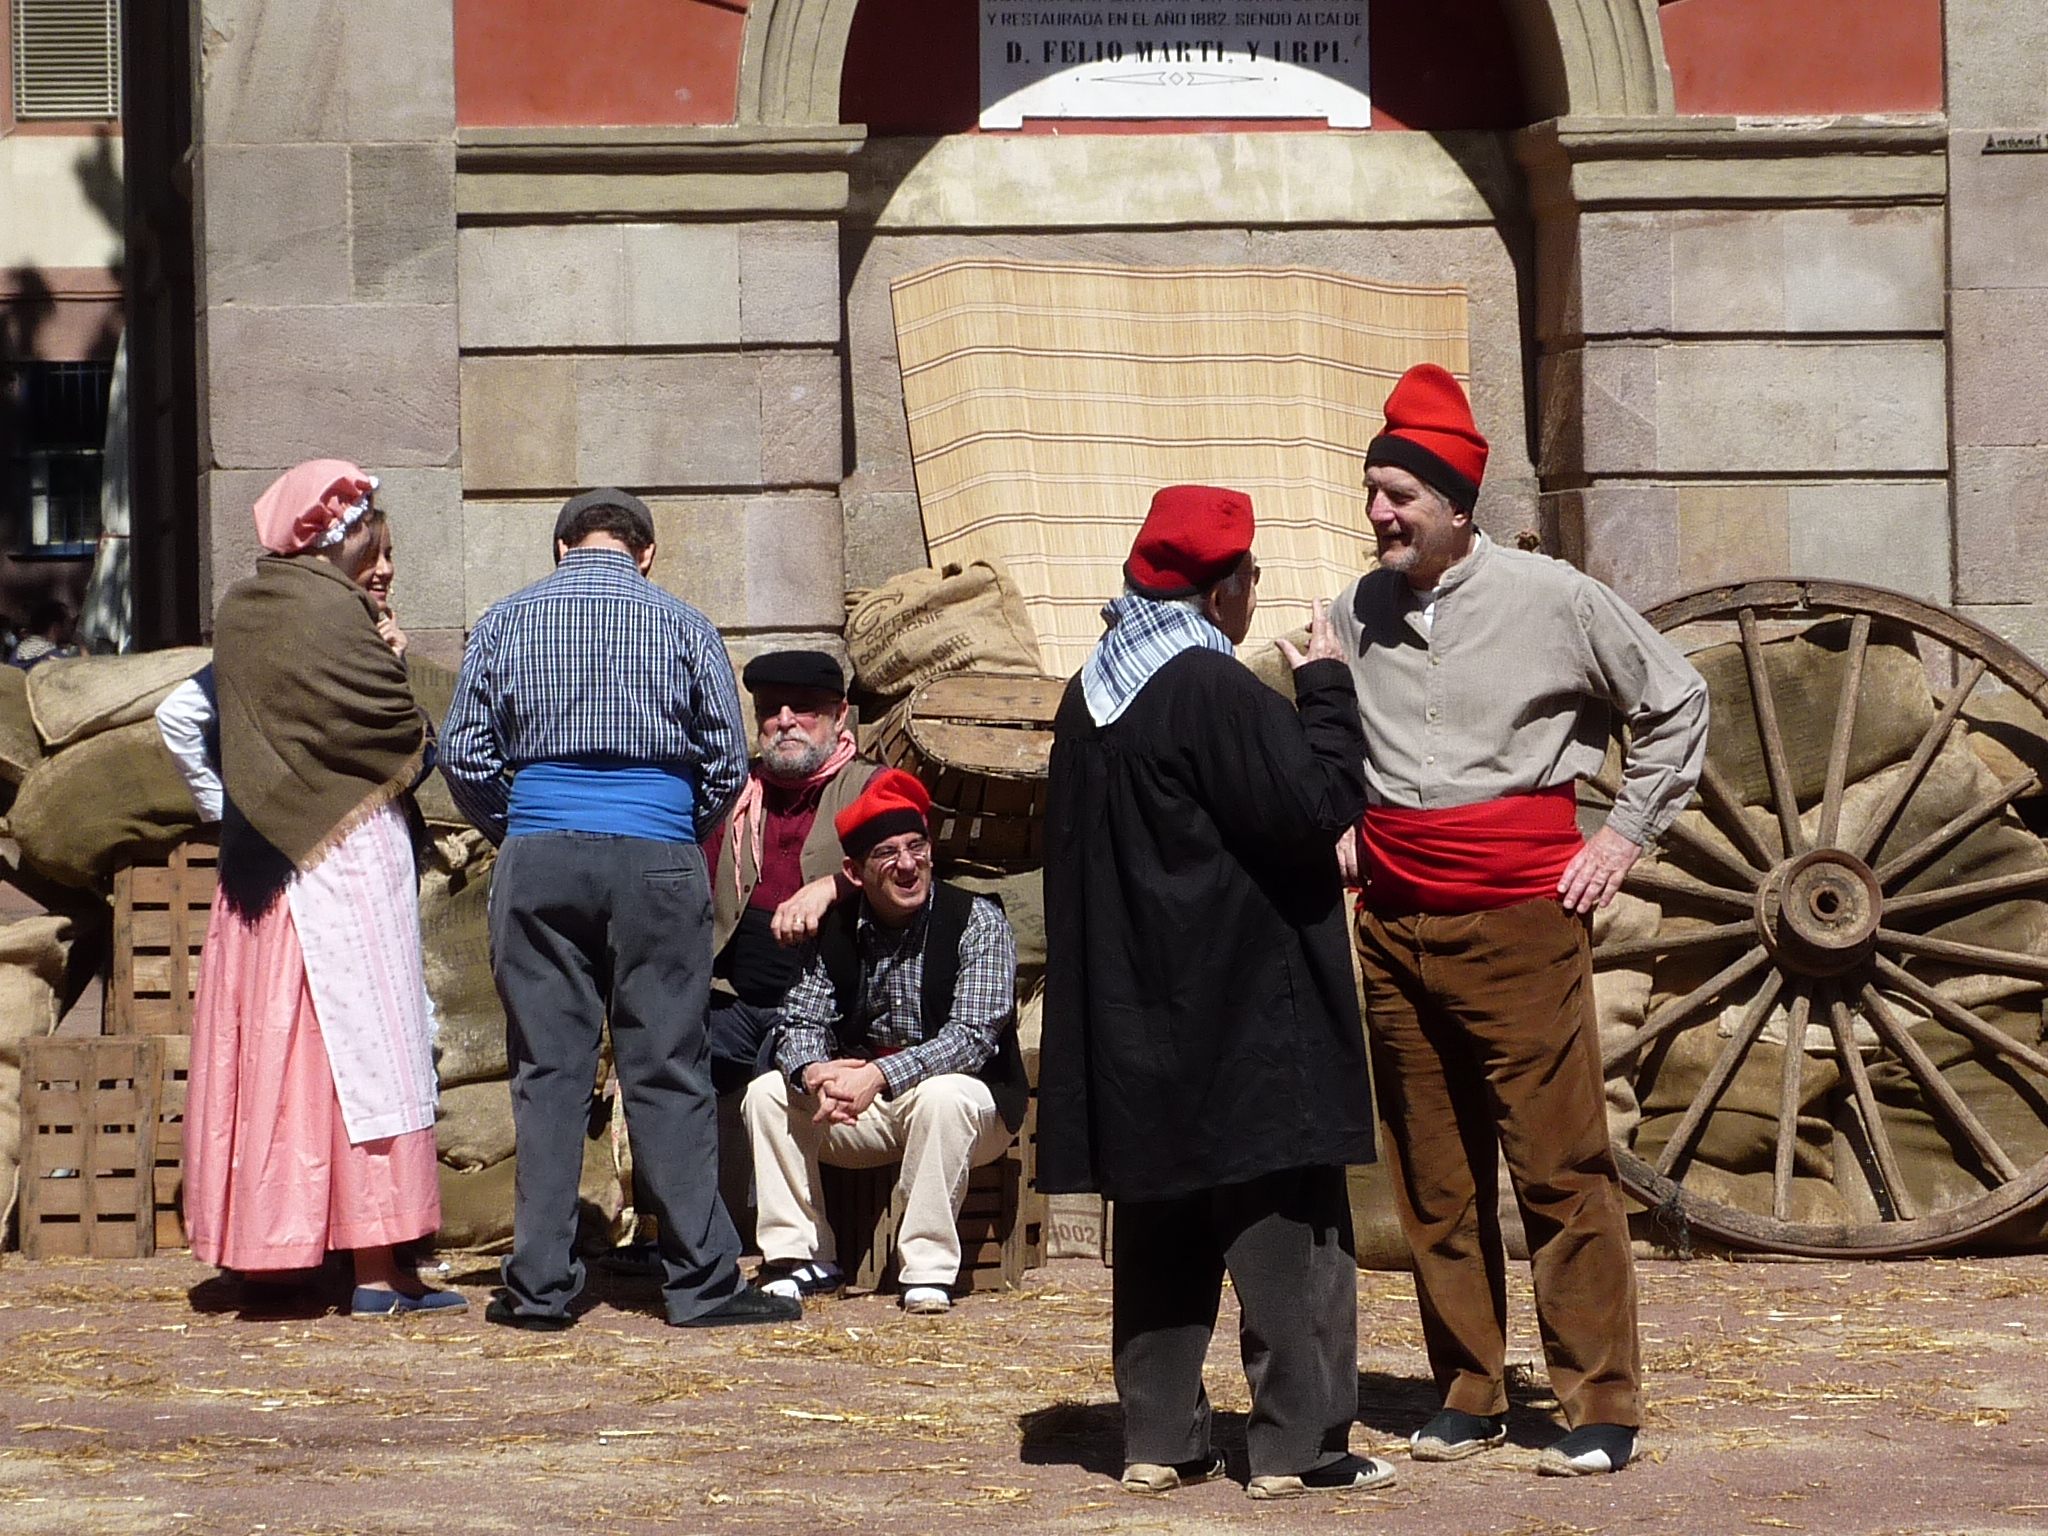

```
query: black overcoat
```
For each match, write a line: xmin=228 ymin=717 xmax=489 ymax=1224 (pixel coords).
xmin=1037 ymin=650 xmax=1377 ymax=1203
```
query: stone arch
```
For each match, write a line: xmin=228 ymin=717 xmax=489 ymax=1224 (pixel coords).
xmin=735 ymin=0 xmax=1673 ymax=126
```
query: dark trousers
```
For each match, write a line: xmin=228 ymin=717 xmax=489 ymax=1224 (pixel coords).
xmin=1112 ymin=1166 xmax=1358 ymax=1479
xmin=491 ymin=832 xmax=742 ymax=1324
xmin=707 ymin=996 xmax=781 ymax=1097
xmin=1356 ymin=897 xmax=1641 ymax=1429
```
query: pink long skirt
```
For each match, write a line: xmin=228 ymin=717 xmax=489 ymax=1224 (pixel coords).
xmin=183 ymin=891 xmax=440 ymax=1274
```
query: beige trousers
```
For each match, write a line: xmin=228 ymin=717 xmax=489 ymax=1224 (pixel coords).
xmin=742 ymin=1071 xmax=1014 ymax=1286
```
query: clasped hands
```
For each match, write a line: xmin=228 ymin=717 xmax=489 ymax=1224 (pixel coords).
xmin=800 ymin=1058 xmax=886 ymax=1126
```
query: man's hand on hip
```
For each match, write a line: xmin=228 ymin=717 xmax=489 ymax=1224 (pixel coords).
xmin=1558 ymin=824 xmax=1641 ymax=914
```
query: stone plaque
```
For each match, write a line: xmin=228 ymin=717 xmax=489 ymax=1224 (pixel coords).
xmin=979 ymin=6 xmax=1370 ymax=129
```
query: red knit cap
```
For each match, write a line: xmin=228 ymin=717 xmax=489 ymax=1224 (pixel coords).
xmin=1122 ymin=485 xmax=1256 ymax=599
xmin=1365 ymin=364 xmax=1489 ymax=511
xmin=835 ymin=768 xmax=932 ymax=859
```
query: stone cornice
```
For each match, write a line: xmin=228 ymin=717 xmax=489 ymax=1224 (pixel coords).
xmin=1518 ymin=115 xmax=1950 ymax=212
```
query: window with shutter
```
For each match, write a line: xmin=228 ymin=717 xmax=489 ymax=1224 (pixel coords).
xmin=10 ymin=0 xmax=122 ymax=121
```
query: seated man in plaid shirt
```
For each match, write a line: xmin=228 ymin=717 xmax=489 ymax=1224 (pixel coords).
xmin=743 ymin=769 xmax=1028 ymax=1314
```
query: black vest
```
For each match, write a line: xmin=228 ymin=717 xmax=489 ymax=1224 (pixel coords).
xmin=816 ymin=882 xmax=1029 ymax=1133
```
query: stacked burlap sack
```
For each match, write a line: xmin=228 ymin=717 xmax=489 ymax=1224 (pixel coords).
xmin=1604 ymin=618 xmax=2048 ymax=1247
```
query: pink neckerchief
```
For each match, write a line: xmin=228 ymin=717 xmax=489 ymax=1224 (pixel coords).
xmin=726 ymin=731 xmax=860 ymax=901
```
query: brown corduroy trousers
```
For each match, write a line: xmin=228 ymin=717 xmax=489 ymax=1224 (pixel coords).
xmin=1355 ymin=896 xmax=1641 ymax=1429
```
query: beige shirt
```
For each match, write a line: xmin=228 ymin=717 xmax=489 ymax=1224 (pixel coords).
xmin=1332 ymin=534 xmax=1709 ymax=847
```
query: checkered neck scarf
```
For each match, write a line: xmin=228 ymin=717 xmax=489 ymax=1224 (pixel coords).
xmin=1080 ymin=592 xmax=1236 ymax=727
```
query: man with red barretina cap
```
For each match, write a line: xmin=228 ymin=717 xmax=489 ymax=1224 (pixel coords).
xmin=742 ymin=768 xmax=1028 ymax=1314
xmin=1333 ymin=364 xmax=1709 ymax=1476
xmin=1041 ymin=486 xmax=1391 ymax=1501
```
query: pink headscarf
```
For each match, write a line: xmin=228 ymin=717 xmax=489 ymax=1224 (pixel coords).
xmin=251 ymin=459 xmax=378 ymax=556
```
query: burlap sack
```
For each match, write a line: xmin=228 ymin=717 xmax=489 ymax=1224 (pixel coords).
xmin=1962 ymin=688 xmax=2048 ymax=803
xmin=27 ymin=647 xmax=210 ymax=751
xmin=0 ymin=916 xmax=72 ymax=1235
xmin=435 ymin=1079 xmax=515 ymax=1172
xmin=421 ymin=829 xmax=506 ymax=1089
xmin=948 ymin=867 xmax=1045 ymax=988
xmin=407 ymin=655 xmax=466 ymax=828
xmin=844 ymin=561 xmax=1042 ymax=698
xmin=1593 ymin=890 xmax=1661 ymax=1144
xmin=1690 ymin=618 xmax=1935 ymax=808
xmin=0 ymin=667 xmax=45 ymax=784
xmin=1245 ymin=626 xmax=1310 ymax=703
xmin=10 ymin=719 xmax=203 ymax=888
xmin=436 ymin=1154 xmax=517 ymax=1252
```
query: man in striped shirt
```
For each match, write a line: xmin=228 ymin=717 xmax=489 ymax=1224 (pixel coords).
xmin=442 ymin=488 xmax=800 ymax=1331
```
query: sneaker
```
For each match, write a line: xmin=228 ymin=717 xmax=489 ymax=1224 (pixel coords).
xmin=1247 ymin=1453 xmax=1398 ymax=1500
xmin=756 ymin=1260 xmax=843 ymax=1302
xmin=351 ymin=1285 xmax=468 ymax=1317
xmin=1410 ymin=1408 xmax=1508 ymax=1461
xmin=675 ymin=1284 xmax=803 ymax=1329
xmin=901 ymin=1285 xmax=952 ymax=1314
xmin=1121 ymin=1452 xmax=1226 ymax=1494
xmin=1536 ymin=1424 xmax=1637 ymax=1476
xmin=484 ymin=1296 xmax=574 ymax=1332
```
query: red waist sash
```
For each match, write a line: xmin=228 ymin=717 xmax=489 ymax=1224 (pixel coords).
xmin=1360 ymin=783 xmax=1583 ymax=916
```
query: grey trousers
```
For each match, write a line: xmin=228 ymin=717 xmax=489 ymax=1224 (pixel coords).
xmin=490 ymin=832 xmax=743 ymax=1324
xmin=1112 ymin=1165 xmax=1358 ymax=1478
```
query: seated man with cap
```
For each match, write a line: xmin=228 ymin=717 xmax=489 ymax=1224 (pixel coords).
xmin=742 ymin=769 xmax=1029 ymax=1313
xmin=700 ymin=649 xmax=879 ymax=1099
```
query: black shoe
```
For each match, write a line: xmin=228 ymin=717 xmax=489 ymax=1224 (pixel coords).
xmin=1537 ymin=1423 xmax=1637 ymax=1476
xmin=484 ymin=1296 xmax=575 ymax=1332
xmin=674 ymin=1284 xmax=803 ymax=1329
xmin=592 ymin=1242 xmax=664 ymax=1279
xmin=1247 ymin=1453 xmax=1398 ymax=1499
xmin=1410 ymin=1408 xmax=1508 ymax=1461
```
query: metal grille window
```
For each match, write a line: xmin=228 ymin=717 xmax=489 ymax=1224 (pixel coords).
xmin=3 ymin=363 xmax=111 ymax=553
xmin=10 ymin=0 xmax=122 ymax=120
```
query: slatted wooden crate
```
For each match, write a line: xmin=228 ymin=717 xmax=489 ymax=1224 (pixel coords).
xmin=152 ymin=1034 xmax=191 ymax=1250
xmin=18 ymin=1036 xmax=163 ymax=1260
xmin=872 ymin=674 xmax=1061 ymax=869
xmin=109 ymin=831 xmax=218 ymax=1035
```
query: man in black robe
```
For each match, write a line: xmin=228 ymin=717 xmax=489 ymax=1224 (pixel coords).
xmin=1040 ymin=484 xmax=1386 ymax=1501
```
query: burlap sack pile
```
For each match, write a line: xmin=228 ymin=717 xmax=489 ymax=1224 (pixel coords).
xmin=0 ymin=916 xmax=73 ymax=1239
xmin=1620 ymin=618 xmax=2048 ymax=1241
xmin=5 ymin=653 xmax=212 ymax=887
xmin=844 ymin=560 xmax=1043 ymax=699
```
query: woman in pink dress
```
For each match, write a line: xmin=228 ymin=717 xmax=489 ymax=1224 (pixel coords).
xmin=181 ymin=460 xmax=460 ymax=1316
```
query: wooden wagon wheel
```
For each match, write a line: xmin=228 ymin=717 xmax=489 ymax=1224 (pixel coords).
xmin=1596 ymin=580 xmax=2048 ymax=1257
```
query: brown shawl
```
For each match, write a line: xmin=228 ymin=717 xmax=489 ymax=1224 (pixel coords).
xmin=213 ymin=556 xmax=425 ymax=884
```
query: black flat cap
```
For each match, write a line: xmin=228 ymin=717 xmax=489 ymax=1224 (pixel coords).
xmin=742 ymin=650 xmax=845 ymax=698
xmin=555 ymin=487 xmax=656 ymax=548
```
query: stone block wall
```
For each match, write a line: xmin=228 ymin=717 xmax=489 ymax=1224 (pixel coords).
xmin=450 ymin=133 xmax=857 ymax=667
xmin=1948 ymin=0 xmax=2048 ymax=663
xmin=1525 ymin=121 xmax=1953 ymax=613
xmin=192 ymin=0 xmax=463 ymax=664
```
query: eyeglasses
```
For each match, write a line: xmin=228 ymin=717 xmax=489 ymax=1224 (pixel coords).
xmin=866 ymin=837 xmax=932 ymax=870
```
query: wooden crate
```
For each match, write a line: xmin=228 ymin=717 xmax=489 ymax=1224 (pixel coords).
xmin=109 ymin=831 xmax=218 ymax=1035
xmin=152 ymin=1034 xmax=191 ymax=1250
xmin=18 ymin=1036 xmax=163 ymax=1260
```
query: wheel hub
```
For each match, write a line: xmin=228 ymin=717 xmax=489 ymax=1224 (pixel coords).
xmin=1755 ymin=849 xmax=1883 ymax=977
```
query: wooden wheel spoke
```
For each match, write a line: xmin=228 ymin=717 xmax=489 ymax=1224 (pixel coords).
xmin=1828 ymin=992 xmax=1917 ymax=1221
xmin=1739 ymin=608 xmax=1810 ymax=858
xmin=1697 ymin=761 xmax=1779 ymax=874
xmin=1655 ymin=970 xmax=1788 ymax=1180
xmin=1881 ymin=866 xmax=2048 ymax=921
xmin=1620 ymin=864 xmax=1757 ymax=915
xmin=1591 ymin=769 xmax=1761 ymax=890
xmin=1603 ymin=944 xmax=1771 ymax=1073
xmin=1594 ymin=919 xmax=1753 ymax=967
xmin=1772 ymin=986 xmax=1814 ymax=1221
xmin=1877 ymin=928 xmax=2048 ymax=986
xmin=1848 ymin=657 xmax=1991 ymax=864
xmin=1873 ymin=955 xmax=2048 ymax=1080
xmin=1816 ymin=614 xmax=1871 ymax=849
xmin=1859 ymin=983 xmax=2020 ymax=1184
xmin=1874 ymin=772 xmax=2041 ymax=889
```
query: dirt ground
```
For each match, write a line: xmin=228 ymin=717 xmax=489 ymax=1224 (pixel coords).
xmin=0 ymin=1250 xmax=2043 ymax=1536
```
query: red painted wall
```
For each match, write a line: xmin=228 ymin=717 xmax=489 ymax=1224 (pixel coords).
xmin=843 ymin=0 xmax=1527 ymax=134
xmin=1659 ymin=0 xmax=1943 ymax=116
xmin=455 ymin=0 xmax=747 ymax=127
